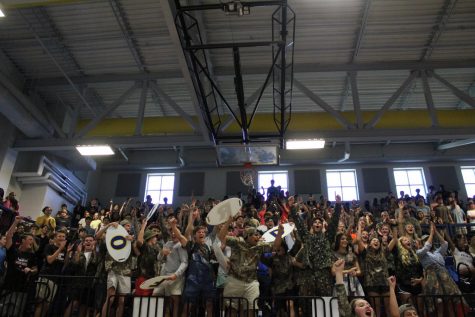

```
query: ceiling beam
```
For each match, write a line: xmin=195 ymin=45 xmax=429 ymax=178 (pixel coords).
xmin=431 ymin=71 xmax=475 ymax=108
xmin=34 ymin=59 xmax=475 ymax=87
xmin=159 ymin=0 xmax=212 ymax=143
xmin=13 ymin=135 xmax=211 ymax=151
xmin=365 ymin=71 xmax=418 ymax=128
xmin=339 ymin=0 xmax=372 ymax=111
xmin=148 ymin=81 xmax=197 ymax=131
xmin=19 ymin=10 xmax=99 ymax=117
xmin=294 ymin=79 xmax=353 ymax=129
xmin=13 ymin=127 xmax=475 ymax=151
xmin=438 ymin=138 xmax=475 ymax=150
xmin=421 ymin=70 xmax=439 ymax=127
xmin=75 ymin=83 xmax=139 ymax=138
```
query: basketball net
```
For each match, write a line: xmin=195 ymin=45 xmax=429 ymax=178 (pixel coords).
xmin=240 ymin=162 xmax=257 ymax=188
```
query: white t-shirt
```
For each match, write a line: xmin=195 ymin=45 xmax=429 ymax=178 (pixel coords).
xmin=467 ymin=209 xmax=475 ymax=231
xmin=453 ymin=248 xmax=474 ymax=270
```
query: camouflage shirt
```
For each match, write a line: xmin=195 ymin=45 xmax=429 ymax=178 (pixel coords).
xmin=226 ymin=236 xmax=271 ymax=283
xmin=137 ymin=243 xmax=160 ymax=278
xmin=291 ymin=204 xmax=341 ymax=270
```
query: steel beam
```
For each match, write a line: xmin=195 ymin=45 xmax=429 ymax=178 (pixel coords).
xmin=438 ymin=138 xmax=475 ymax=150
xmin=18 ymin=10 xmax=99 ymax=117
xmin=430 ymin=71 xmax=475 ymax=108
xmin=148 ymin=81 xmax=197 ymax=131
xmin=35 ymin=59 xmax=475 ymax=86
xmin=421 ymin=71 xmax=439 ymax=127
xmin=186 ymin=41 xmax=283 ymax=50
xmin=399 ymin=0 xmax=457 ymax=110
xmin=348 ymin=72 xmax=363 ymax=128
xmin=151 ymin=88 xmax=167 ymax=116
xmin=75 ymin=83 xmax=139 ymax=138
xmin=135 ymin=81 xmax=148 ymax=136
xmin=109 ymin=0 xmax=147 ymax=72
xmin=456 ymin=81 xmax=475 ymax=109
xmin=294 ymin=79 xmax=352 ymax=129
xmin=232 ymin=47 xmax=249 ymax=143
xmin=220 ymin=81 xmax=271 ymax=132
xmin=365 ymin=71 xmax=418 ymax=129
xmin=160 ymin=0 xmax=212 ymax=142
xmin=14 ymin=127 xmax=475 ymax=151
xmin=179 ymin=1 xmax=282 ymax=12
xmin=420 ymin=0 xmax=458 ymax=61
xmin=339 ymin=0 xmax=372 ymax=111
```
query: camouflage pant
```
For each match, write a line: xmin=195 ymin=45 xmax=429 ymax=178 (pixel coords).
xmin=313 ymin=268 xmax=333 ymax=297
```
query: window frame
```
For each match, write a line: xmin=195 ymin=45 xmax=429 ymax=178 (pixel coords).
xmin=144 ymin=173 xmax=175 ymax=204
xmin=392 ymin=167 xmax=427 ymax=198
xmin=461 ymin=166 xmax=475 ymax=198
xmin=325 ymin=169 xmax=359 ymax=201
xmin=258 ymin=171 xmax=289 ymax=198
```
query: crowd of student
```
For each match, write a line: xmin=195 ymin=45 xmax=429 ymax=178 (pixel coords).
xmin=0 ymin=184 xmax=474 ymax=317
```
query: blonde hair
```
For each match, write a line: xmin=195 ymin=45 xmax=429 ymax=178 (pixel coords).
xmin=397 ymin=237 xmax=419 ymax=266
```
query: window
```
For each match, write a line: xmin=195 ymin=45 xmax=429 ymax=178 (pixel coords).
xmin=144 ymin=173 xmax=175 ymax=204
xmin=461 ymin=167 xmax=475 ymax=198
xmin=258 ymin=171 xmax=288 ymax=197
xmin=326 ymin=169 xmax=359 ymax=201
xmin=393 ymin=168 xmax=427 ymax=198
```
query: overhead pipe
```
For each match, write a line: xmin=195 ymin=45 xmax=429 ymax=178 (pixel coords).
xmin=13 ymin=156 xmax=87 ymax=204
xmin=338 ymin=142 xmax=351 ymax=162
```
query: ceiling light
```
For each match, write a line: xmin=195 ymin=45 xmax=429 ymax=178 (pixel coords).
xmin=76 ymin=145 xmax=114 ymax=156
xmin=0 ymin=9 xmax=5 ymax=18
xmin=286 ymin=139 xmax=325 ymax=150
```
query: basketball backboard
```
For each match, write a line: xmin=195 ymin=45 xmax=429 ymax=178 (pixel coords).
xmin=216 ymin=144 xmax=279 ymax=166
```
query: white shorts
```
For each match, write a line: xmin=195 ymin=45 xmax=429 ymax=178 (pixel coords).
xmin=152 ymin=277 xmax=185 ymax=296
xmin=107 ymin=271 xmax=131 ymax=294
xmin=36 ymin=277 xmax=58 ymax=303
xmin=223 ymin=275 xmax=259 ymax=310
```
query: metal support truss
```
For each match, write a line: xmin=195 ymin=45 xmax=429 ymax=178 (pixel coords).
xmin=272 ymin=2 xmax=295 ymax=147
xmin=365 ymin=71 xmax=418 ymax=129
xmin=75 ymin=83 xmax=139 ymax=138
xmin=174 ymin=4 xmax=221 ymax=142
xmin=420 ymin=70 xmax=439 ymax=127
xmin=173 ymin=0 xmax=294 ymax=145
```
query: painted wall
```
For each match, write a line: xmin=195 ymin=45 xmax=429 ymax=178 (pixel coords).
xmin=87 ymin=160 xmax=475 ymax=208
xmin=0 ymin=115 xmax=17 ymax=192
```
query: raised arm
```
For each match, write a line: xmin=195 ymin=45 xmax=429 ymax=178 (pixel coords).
xmin=433 ymin=226 xmax=448 ymax=255
xmin=290 ymin=201 xmax=309 ymax=240
xmin=387 ymin=276 xmax=400 ymax=317
xmin=273 ymin=224 xmax=284 ymax=252
xmin=333 ymin=259 xmax=352 ymax=317
xmin=397 ymin=201 xmax=405 ymax=236
xmin=327 ymin=195 xmax=342 ymax=243
xmin=355 ymin=220 xmax=366 ymax=253
xmin=387 ymin=225 xmax=399 ymax=252
xmin=218 ymin=217 xmax=233 ymax=245
xmin=136 ymin=218 xmax=147 ymax=248
xmin=184 ymin=208 xmax=199 ymax=240
xmin=417 ymin=223 xmax=434 ymax=257
xmin=169 ymin=218 xmax=187 ymax=247
xmin=6 ymin=216 xmax=21 ymax=249
xmin=95 ymin=222 xmax=116 ymax=240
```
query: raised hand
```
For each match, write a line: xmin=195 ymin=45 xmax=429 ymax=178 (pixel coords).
xmin=387 ymin=276 xmax=397 ymax=289
xmin=335 ymin=194 xmax=341 ymax=204
xmin=277 ymin=223 xmax=284 ymax=236
xmin=332 ymin=258 xmax=345 ymax=274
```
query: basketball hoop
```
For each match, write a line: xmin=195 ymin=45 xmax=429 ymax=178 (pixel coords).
xmin=240 ymin=162 xmax=257 ymax=188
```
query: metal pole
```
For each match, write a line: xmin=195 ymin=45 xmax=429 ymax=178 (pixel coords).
xmin=232 ymin=47 xmax=249 ymax=143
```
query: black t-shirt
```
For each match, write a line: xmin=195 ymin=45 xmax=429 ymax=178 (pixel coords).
xmin=41 ymin=244 xmax=66 ymax=277
xmin=4 ymin=247 xmax=37 ymax=291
